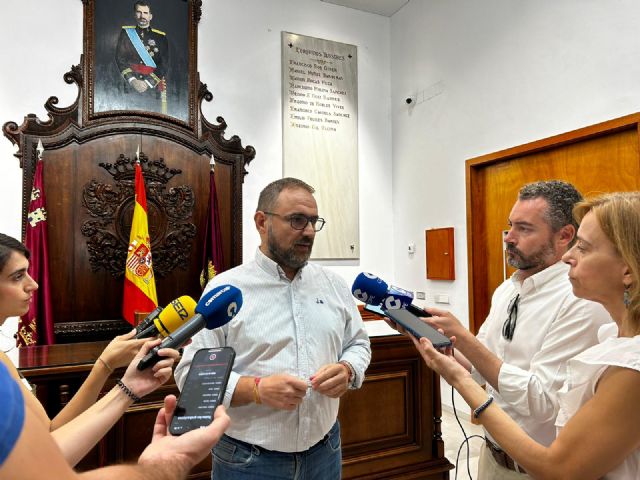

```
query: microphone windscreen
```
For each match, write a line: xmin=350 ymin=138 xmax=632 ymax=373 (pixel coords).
xmin=351 ymin=273 xmax=389 ymax=305
xmin=136 ymin=286 xmax=242 ymax=371
xmin=134 ymin=305 xmax=163 ymax=335
xmin=383 ymin=285 xmax=414 ymax=310
xmin=154 ymin=296 xmax=197 ymax=337
xmin=196 ymin=284 xmax=243 ymax=330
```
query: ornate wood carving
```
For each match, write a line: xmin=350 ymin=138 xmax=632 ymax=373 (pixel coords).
xmin=81 ymin=153 xmax=195 ymax=278
xmin=54 ymin=319 xmax=131 ymax=343
xmin=193 ymin=0 xmax=203 ymax=24
xmin=2 ymin=3 xmax=255 ymax=343
xmin=3 ymin=62 xmax=255 ymax=244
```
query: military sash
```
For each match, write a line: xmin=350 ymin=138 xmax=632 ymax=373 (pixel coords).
xmin=124 ymin=27 xmax=157 ymax=68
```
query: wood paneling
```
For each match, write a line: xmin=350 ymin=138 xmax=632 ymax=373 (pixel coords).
xmin=41 ymin=138 xmax=209 ymax=325
xmin=466 ymin=113 xmax=640 ymax=333
xmin=339 ymin=336 xmax=452 ymax=479
xmin=4 ymin=61 xmax=254 ymax=342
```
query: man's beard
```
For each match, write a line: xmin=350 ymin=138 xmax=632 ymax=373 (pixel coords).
xmin=267 ymin=226 xmax=314 ymax=271
xmin=506 ymin=241 xmax=555 ymax=271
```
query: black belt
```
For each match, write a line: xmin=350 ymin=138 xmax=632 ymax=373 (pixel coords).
xmin=224 ymin=421 xmax=339 ymax=455
xmin=485 ymin=438 xmax=527 ymax=474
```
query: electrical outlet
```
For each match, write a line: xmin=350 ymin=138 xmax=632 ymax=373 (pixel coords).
xmin=415 ymin=291 xmax=426 ymax=300
xmin=435 ymin=294 xmax=450 ymax=304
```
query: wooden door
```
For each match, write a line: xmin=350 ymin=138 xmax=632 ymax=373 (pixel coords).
xmin=467 ymin=113 xmax=640 ymax=333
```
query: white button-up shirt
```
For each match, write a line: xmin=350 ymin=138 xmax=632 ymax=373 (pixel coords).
xmin=472 ymin=261 xmax=612 ymax=447
xmin=174 ymin=249 xmax=371 ymax=452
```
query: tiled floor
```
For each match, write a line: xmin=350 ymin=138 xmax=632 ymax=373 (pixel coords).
xmin=441 ymin=405 xmax=484 ymax=480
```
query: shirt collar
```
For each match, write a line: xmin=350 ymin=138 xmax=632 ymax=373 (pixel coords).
xmin=511 ymin=260 xmax=568 ymax=294
xmin=254 ymin=248 xmax=307 ymax=281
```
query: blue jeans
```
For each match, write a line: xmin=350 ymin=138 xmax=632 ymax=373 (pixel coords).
xmin=212 ymin=421 xmax=342 ymax=480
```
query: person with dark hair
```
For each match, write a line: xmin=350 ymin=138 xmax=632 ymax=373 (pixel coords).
xmin=517 ymin=180 xmax=582 ymax=240
xmin=0 ymin=233 xmax=29 ymax=269
xmin=175 ymin=177 xmax=371 ymax=480
xmin=115 ymin=0 xmax=169 ymax=113
xmin=414 ymin=192 xmax=640 ymax=479
xmin=416 ymin=180 xmax=611 ymax=478
xmin=0 ymin=233 xmax=180 ymax=466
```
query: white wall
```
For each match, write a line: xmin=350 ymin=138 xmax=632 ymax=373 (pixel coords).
xmin=198 ymin=0 xmax=394 ymax=281
xmin=0 ymin=0 xmax=84 ymax=351
xmin=0 ymin=0 xmax=394 ymax=289
xmin=0 ymin=0 xmax=83 ymax=240
xmin=390 ymin=0 xmax=640 ymax=407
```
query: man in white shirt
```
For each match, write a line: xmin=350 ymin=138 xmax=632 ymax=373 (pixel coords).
xmin=426 ymin=180 xmax=611 ymax=479
xmin=174 ymin=177 xmax=371 ymax=480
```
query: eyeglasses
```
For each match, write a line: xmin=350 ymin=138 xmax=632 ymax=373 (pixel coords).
xmin=263 ymin=212 xmax=326 ymax=232
xmin=502 ymin=293 xmax=520 ymax=341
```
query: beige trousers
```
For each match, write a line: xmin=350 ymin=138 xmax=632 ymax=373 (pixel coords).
xmin=477 ymin=443 xmax=531 ymax=480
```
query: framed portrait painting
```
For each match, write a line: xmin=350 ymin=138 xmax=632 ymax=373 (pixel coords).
xmin=83 ymin=0 xmax=199 ymax=129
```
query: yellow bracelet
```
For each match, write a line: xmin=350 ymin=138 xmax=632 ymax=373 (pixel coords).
xmin=253 ymin=377 xmax=262 ymax=404
xmin=97 ymin=357 xmax=113 ymax=373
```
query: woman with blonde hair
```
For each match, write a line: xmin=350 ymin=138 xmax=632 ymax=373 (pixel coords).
xmin=415 ymin=192 xmax=640 ymax=479
xmin=0 ymin=232 xmax=179 ymax=466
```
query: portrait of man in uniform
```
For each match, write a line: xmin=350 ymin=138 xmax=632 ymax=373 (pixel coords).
xmin=115 ymin=2 xmax=169 ymax=113
xmin=92 ymin=0 xmax=190 ymax=123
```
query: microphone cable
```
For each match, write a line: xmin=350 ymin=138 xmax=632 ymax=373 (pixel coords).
xmin=450 ymin=376 xmax=484 ymax=479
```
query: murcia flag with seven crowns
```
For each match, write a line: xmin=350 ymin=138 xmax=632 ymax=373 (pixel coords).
xmin=122 ymin=161 xmax=158 ymax=325
xmin=18 ymin=143 xmax=55 ymax=346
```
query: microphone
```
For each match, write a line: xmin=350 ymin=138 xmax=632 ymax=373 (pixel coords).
xmin=135 ymin=296 xmax=197 ymax=339
xmin=134 ymin=306 xmax=163 ymax=338
xmin=351 ymin=272 xmax=431 ymax=317
xmin=137 ymin=285 xmax=243 ymax=370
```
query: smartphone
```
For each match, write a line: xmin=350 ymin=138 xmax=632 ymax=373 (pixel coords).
xmin=384 ymin=308 xmax=452 ymax=348
xmin=363 ymin=303 xmax=387 ymax=317
xmin=169 ymin=347 xmax=235 ymax=435
xmin=363 ymin=303 xmax=432 ymax=320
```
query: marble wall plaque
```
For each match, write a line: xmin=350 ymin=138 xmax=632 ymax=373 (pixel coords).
xmin=282 ymin=31 xmax=359 ymax=260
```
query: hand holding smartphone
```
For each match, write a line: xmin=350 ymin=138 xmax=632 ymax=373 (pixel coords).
xmin=364 ymin=304 xmax=452 ymax=348
xmin=169 ymin=347 xmax=235 ymax=435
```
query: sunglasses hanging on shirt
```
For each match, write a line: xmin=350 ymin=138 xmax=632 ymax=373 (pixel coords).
xmin=502 ymin=293 xmax=520 ymax=341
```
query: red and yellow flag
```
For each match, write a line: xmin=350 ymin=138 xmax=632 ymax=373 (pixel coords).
xmin=123 ymin=162 xmax=158 ymax=325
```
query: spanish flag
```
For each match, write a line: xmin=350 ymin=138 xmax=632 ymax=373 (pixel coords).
xmin=122 ymin=162 xmax=158 ymax=325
